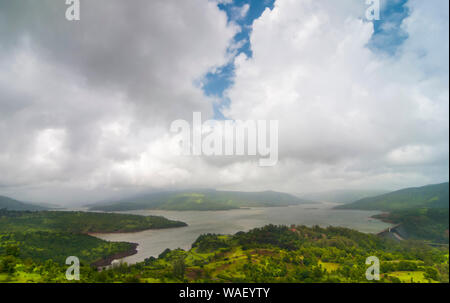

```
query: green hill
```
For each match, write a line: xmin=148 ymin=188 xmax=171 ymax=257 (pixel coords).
xmin=336 ymin=183 xmax=449 ymax=244
xmin=89 ymin=189 xmax=314 ymax=212
xmin=335 ymin=183 xmax=449 ymax=211
xmin=0 ymin=196 xmax=48 ymax=211
xmin=300 ymin=189 xmax=387 ymax=204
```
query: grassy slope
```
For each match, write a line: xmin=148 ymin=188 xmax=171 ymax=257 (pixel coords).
xmin=90 ymin=190 xmax=313 ymax=211
xmin=335 ymin=183 xmax=449 ymax=211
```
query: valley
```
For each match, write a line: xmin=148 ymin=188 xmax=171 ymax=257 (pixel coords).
xmin=0 ymin=182 xmax=448 ymax=283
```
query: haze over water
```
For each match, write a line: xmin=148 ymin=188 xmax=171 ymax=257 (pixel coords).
xmin=93 ymin=202 xmax=392 ymax=264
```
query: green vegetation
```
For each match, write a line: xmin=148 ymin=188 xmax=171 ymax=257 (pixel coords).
xmin=0 ymin=196 xmax=48 ymax=211
xmin=0 ymin=209 xmax=187 ymax=233
xmin=89 ymin=190 xmax=313 ymax=212
xmin=1 ymin=184 xmax=448 ymax=283
xmin=1 ymin=225 xmax=448 ymax=283
xmin=336 ymin=183 xmax=449 ymax=244
xmin=374 ymin=208 xmax=449 ymax=244
xmin=0 ymin=232 xmax=135 ymax=265
xmin=0 ymin=209 xmax=187 ymax=270
xmin=336 ymin=183 xmax=449 ymax=211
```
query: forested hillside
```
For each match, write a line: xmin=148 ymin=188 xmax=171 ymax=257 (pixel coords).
xmin=90 ymin=189 xmax=313 ymax=211
xmin=336 ymin=183 xmax=449 ymax=244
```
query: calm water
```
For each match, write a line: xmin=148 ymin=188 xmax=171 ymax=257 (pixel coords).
xmin=92 ymin=203 xmax=391 ymax=264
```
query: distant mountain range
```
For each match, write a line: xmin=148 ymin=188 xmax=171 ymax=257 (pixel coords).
xmin=300 ymin=189 xmax=388 ymax=204
xmin=335 ymin=182 xmax=449 ymax=211
xmin=89 ymin=189 xmax=315 ymax=212
xmin=0 ymin=195 xmax=49 ymax=211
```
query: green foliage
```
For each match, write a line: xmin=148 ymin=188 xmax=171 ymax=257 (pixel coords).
xmin=374 ymin=208 xmax=449 ymax=244
xmin=0 ymin=209 xmax=187 ymax=268
xmin=337 ymin=182 xmax=449 ymax=244
xmin=192 ymin=234 xmax=231 ymax=252
xmin=172 ymin=256 xmax=186 ymax=279
xmin=0 ymin=232 xmax=134 ymax=265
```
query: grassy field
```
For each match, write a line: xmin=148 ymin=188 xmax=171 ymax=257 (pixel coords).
xmin=387 ymin=271 xmax=435 ymax=283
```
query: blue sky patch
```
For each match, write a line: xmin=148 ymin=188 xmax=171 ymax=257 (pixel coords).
xmin=204 ymin=0 xmax=410 ymax=119
xmin=203 ymin=0 xmax=275 ymax=119
xmin=368 ymin=0 xmax=410 ymax=54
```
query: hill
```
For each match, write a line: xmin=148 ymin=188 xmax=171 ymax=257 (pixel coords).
xmin=0 ymin=196 xmax=48 ymax=211
xmin=300 ymin=189 xmax=387 ymax=204
xmin=335 ymin=183 xmax=449 ymax=211
xmin=374 ymin=208 xmax=449 ymax=244
xmin=336 ymin=183 xmax=449 ymax=244
xmin=89 ymin=189 xmax=314 ymax=212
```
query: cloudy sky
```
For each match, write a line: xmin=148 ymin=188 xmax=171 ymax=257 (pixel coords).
xmin=0 ymin=0 xmax=448 ymax=205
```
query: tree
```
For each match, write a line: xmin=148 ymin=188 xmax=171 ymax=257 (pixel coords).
xmin=5 ymin=245 xmax=20 ymax=257
xmin=0 ymin=256 xmax=17 ymax=274
xmin=173 ymin=257 xmax=186 ymax=280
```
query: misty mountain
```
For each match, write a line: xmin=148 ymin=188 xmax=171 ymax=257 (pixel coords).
xmin=335 ymin=182 xmax=449 ymax=211
xmin=89 ymin=189 xmax=315 ymax=211
xmin=299 ymin=189 xmax=388 ymax=204
xmin=0 ymin=195 xmax=49 ymax=211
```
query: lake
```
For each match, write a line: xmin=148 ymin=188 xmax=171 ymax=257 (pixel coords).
xmin=92 ymin=202 xmax=391 ymax=264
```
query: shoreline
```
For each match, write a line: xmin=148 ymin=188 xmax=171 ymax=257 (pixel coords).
xmin=91 ymin=242 xmax=139 ymax=268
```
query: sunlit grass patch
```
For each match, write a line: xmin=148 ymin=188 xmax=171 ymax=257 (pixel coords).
xmin=318 ymin=260 xmax=340 ymax=272
xmin=387 ymin=271 xmax=435 ymax=283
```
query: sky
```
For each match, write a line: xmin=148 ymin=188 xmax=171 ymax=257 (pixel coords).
xmin=0 ymin=0 xmax=448 ymax=205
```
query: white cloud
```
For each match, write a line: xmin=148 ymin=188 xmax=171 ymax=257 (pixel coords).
xmin=0 ymin=0 xmax=448 ymax=204
xmin=220 ymin=0 xmax=449 ymax=192
xmin=236 ymin=4 xmax=250 ymax=19
xmin=0 ymin=0 xmax=237 ymax=203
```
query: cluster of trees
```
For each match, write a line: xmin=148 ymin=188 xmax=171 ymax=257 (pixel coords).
xmin=192 ymin=234 xmax=231 ymax=253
